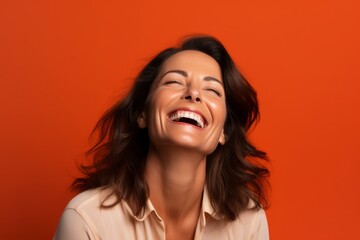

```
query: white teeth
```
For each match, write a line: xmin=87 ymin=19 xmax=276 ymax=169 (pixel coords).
xmin=169 ymin=111 xmax=205 ymax=128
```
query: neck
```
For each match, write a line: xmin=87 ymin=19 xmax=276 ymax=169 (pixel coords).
xmin=145 ymin=143 xmax=206 ymax=221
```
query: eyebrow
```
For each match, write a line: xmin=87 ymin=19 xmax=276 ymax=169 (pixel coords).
xmin=161 ymin=70 xmax=223 ymax=86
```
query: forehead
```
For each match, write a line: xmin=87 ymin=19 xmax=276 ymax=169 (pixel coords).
xmin=159 ymin=50 xmax=222 ymax=80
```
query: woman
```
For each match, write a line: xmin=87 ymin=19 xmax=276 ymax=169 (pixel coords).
xmin=54 ymin=36 xmax=270 ymax=240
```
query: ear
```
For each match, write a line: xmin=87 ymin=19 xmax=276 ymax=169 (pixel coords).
xmin=137 ymin=112 xmax=147 ymax=128
xmin=219 ymin=129 xmax=226 ymax=145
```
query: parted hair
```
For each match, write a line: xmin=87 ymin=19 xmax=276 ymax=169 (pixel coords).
xmin=73 ymin=35 xmax=270 ymax=221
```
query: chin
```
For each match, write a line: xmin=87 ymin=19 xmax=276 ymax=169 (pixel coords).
xmin=169 ymin=138 xmax=218 ymax=154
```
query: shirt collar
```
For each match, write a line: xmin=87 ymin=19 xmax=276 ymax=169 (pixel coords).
xmin=200 ymin=186 xmax=221 ymax=227
xmin=133 ymin=198 xmax=163 ymax=222
xmin=127 ymin=186 xmax=220 ymax=225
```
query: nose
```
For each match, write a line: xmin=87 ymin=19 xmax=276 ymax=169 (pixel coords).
xmin=182 ymin=85 xmax=202 ymax=103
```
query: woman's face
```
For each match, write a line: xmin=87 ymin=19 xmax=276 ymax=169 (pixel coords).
xmin=140 ymin=50 xmax=226 ymax=155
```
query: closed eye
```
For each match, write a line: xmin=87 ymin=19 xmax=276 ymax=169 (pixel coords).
xmin=206 ymin=88 xmax=222 ymax=97
xmin=164 ymin=80 xmax=182 ymax=85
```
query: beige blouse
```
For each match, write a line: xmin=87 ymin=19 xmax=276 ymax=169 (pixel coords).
xmin=54 ymin=188 xmax=269 ymax=240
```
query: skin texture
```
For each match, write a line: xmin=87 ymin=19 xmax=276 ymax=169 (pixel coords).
xmin=138 ymin=50 xmax=227 ymax=240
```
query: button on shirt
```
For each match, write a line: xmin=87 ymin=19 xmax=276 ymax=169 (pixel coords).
xmin=54 ymin=188 xmax=269 ymax=240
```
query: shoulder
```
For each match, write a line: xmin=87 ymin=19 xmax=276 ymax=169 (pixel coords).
xmin=229 ymin=208 xmax=269 ymax=240
xmin=54 ymin=188 xmax=133 ymax=240
xmin=65 ymin=188 xmax=104 ymax=212
xmin=64 ymin=188 xmax=132 ymax=224
xmin=53 ymin=189 xmax=102 ymax=240
xmin=203 ymin=207 xmax=269 ymax=239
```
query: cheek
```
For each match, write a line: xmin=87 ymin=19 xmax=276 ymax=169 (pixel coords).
xmin=146 ymin=91 xmax=174 ymax=125
xmin=209 ymin=100 xmax=227 ymax=122
xmin=151 ymin=88 xmax=180 ymax=103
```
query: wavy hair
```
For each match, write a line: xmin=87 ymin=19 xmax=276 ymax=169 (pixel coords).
xmin=73 ymin=35 xmax=269 ymax=221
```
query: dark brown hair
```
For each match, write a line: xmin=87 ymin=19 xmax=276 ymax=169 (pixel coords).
xmin=73 ymin=35 xmax=269 ymax=221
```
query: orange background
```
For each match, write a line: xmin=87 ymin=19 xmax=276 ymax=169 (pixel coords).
xmin=1 ymin=0 xmax=359 ymax=239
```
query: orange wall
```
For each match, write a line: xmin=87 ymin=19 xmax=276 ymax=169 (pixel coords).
xmin=1 ymin=0 xmax=359 ymax=239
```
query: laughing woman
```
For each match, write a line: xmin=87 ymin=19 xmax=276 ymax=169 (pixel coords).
xmin=54 ymin=36 xmax=270 ymax=240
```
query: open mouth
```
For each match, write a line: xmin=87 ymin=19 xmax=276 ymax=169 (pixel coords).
xmin=169 ymin=110 xmax=205 ymax=128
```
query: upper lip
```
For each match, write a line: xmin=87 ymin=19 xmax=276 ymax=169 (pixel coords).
xmin=168 ymin=108 xmax=208 ymax=127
